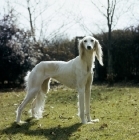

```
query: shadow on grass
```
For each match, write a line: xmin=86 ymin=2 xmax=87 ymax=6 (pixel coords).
xmin=1 ymin=119 xmax=82 ymax=140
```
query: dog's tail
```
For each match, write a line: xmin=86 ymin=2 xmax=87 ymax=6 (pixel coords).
xmin=31 ymin=78 xmax=50 ymax=119
xmin=24 ymin=71 xmax=31 ymax=91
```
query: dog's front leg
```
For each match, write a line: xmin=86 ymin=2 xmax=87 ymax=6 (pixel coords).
xmin=85 ymin=76 xmax=99 ymax=124
xmin=85 ymin=87 xmax=92 ymax=122
xmin=78 ymin=87 xmax=87 ymax=124
xmin=85 ymin=73 xmax=93 ymax=122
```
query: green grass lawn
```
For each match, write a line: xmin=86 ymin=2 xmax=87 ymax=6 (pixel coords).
xmin=0 ymin=85 xmax=139 ymax=140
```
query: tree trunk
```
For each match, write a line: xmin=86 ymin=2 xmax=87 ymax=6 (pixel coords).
xmin=107 ymin=21 xmax=114 ymax=85
xmin=107 ymin=0 xmax=115 ymax=85
xmin=27 ymin=0 xmax=36 ymax=42
xmin=107 ymin=24 xmax=113 ymax=74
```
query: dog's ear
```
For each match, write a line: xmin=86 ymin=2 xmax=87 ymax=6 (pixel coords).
xmin=94 ymin=40 xmax=103 ymax=66
xmin=78 ymin=39 xmax=84 ymax=59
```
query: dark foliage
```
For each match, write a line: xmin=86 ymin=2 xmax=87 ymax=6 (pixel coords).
xmin=0 ymin=11 xmax=35 ymax=88
xmin=95 ymin=26 xmax=139 ymax=82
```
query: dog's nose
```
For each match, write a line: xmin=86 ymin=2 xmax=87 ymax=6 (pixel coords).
xmin=87 ymin=46 xmax=91 ymax=50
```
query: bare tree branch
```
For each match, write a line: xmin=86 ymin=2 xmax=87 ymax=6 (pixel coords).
xmin=91 ymin=0 xmax=107 ymax=18
xmin=111 ymin=0 xmax=116 ymax=25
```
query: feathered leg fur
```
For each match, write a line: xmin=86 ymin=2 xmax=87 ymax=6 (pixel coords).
xmin=31 ymin=78 xmax=50 ymax=119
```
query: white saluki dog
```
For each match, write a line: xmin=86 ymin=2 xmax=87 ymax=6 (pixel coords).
xmin=16 ymin=36 xmax=103 ymax=124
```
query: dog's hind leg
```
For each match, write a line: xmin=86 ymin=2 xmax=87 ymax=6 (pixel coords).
xmin=16 ymin=88 xmax=39 ymax=123
xmin=31 ymin=78 xmax=50 ymax=119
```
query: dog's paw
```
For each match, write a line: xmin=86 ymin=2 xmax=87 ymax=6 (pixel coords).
xmin=86 ymin=118 xmax=99 ymax=124
xmin=87 ymin=121 xmax=94 ymax=124
xmin=16 ymin=120 xmax=27 ymax=124
xmin=91 ymin=119 xmax=99 ymax=123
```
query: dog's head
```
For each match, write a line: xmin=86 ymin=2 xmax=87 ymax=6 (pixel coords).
xmin=79 ymin=36 xmax=103 ymax=66
xmin=81 ymin=36 xmax=96 ymax=50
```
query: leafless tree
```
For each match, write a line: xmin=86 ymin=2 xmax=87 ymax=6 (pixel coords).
xmin=91 ymin=0 xmax=134 ymax=84
xmin=12 ymin=0 xmax=71 ymax=41
xmin=91 ymin=0 xmax=116 ymax=76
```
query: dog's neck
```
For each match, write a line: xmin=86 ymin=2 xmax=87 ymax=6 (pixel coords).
xmin=80 ymin=50 xmax=95 ymax=72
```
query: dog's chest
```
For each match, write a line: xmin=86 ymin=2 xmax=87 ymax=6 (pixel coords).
xmin=54 ymin=75 xmax=77 ymax=89
xmin=53 ymin=69 xmax=77 ymax=89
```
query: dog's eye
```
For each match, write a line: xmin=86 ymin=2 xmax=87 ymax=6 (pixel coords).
xmin=91 ymin=40 xmax=94 ymax=42
xmin=84 ymin=40 xmax=87 ymax=43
